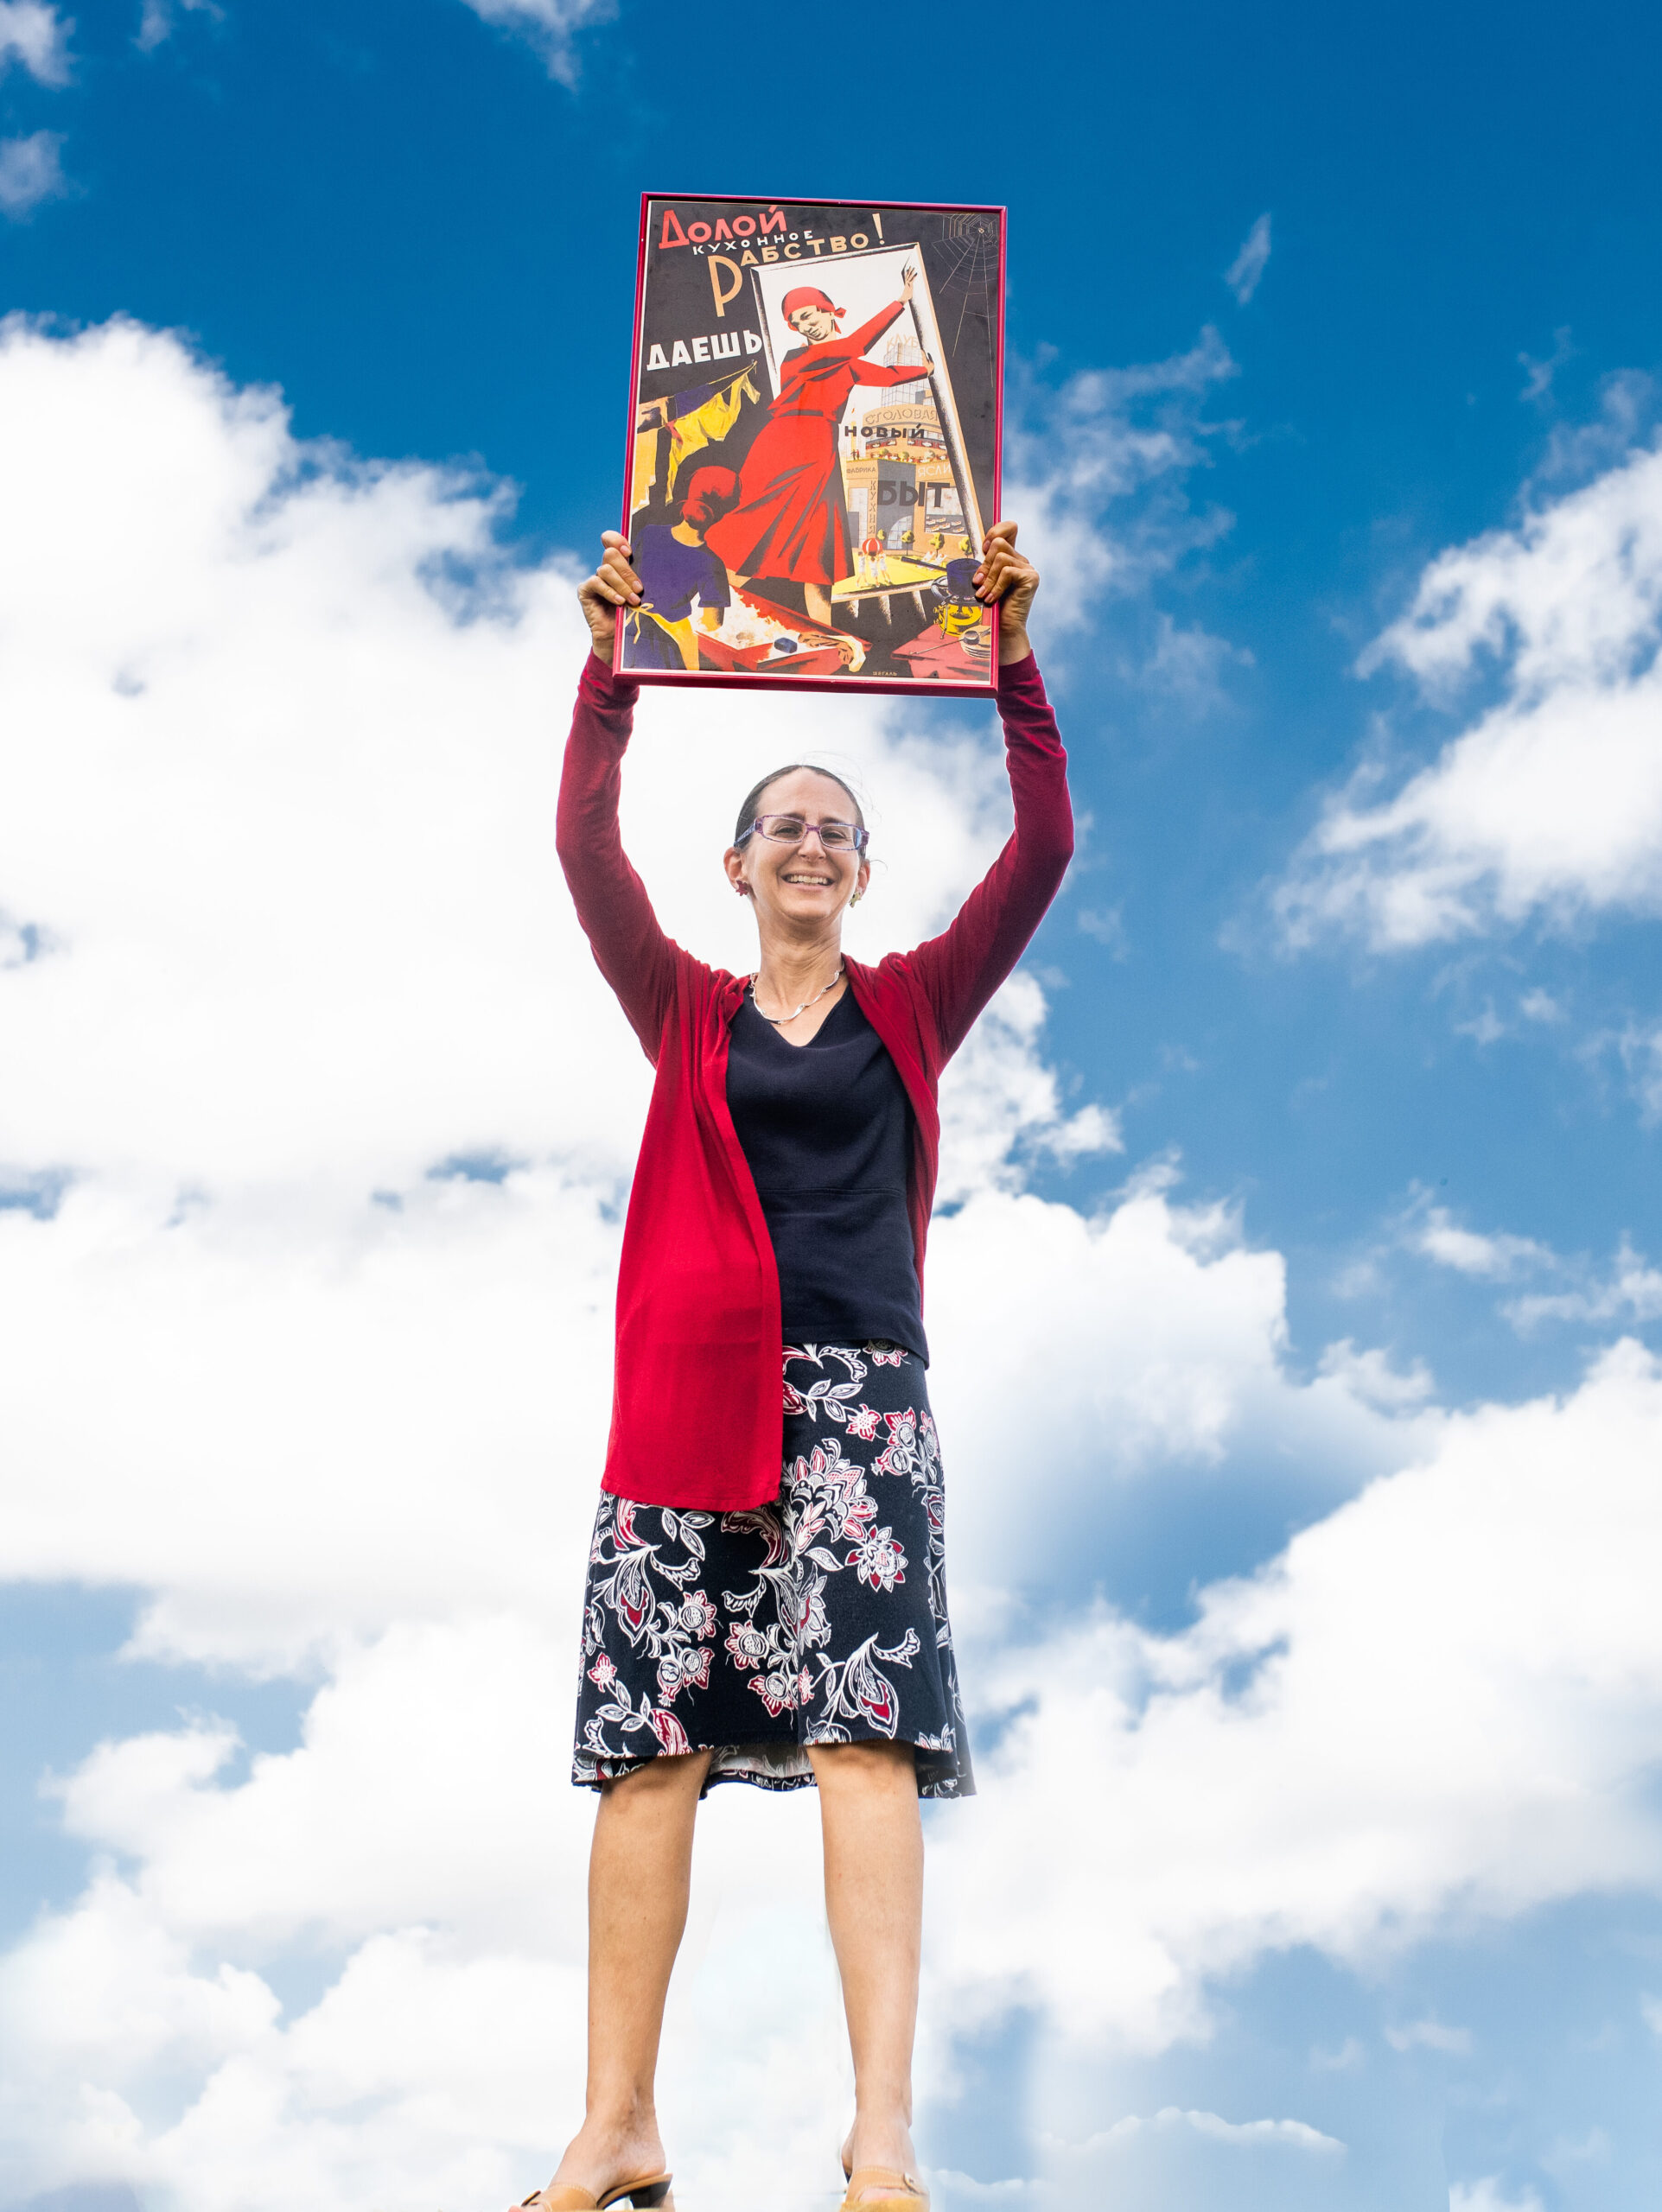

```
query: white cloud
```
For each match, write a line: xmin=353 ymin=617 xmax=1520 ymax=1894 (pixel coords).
xmin=1449 ymin=2180 xmax=1544 ymax=2212
xmin=1004 ymin=329 xmax=1239 ymax=636
xmin=5 ymin=314 xmax=1662 ymax=2212
xmin=454 ymin=0 xmax=615 ymax=82
xmin=929 ymin=1338 xmax=1662 ymax=2049
xmin=1384 ymin=2018 xmax=1470 ymax=2054
xmin=1518 ymin=327 xmax=1574 ymax=408
xmin=1315 ymin=1338 xmax=1435 ymax=1409
xmin=0 ymin=311 xmax=1167 ymax=2208
xmin=0 ymin=128 xmax=68 ymax=217
xmin=1505 ymin=1236 xmax=1662 ymax=1334
xmin=0 ymin=0 xmax=70 ymax=84
xmin=1277 ymin=434 xmax=1662 ymax=949
xmin=1408 ymin=1200 xmax=1552 ymax=1281
xmin=1226 ymin=213 xmax=1272 ymax=306
xmin=1402 ymin=1197 xmax=1662 ymax=1332
xmin=1613 ymin=1016 xmax=1662 ymax=1122
xmin=137 ymin=0 xmax=220 ymax=52
xmin=1077 ymin=902 xmax=1129 ymax=957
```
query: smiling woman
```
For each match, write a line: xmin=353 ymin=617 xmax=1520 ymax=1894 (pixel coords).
xmin=523 ymin=518 xmax=1072 ymax=2212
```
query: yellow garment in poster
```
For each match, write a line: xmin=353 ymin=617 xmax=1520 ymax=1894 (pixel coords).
xmin=633 ymin=429 xmax=658 ymax=511
xmin=666 ymin=371 xmax=757 ymax=499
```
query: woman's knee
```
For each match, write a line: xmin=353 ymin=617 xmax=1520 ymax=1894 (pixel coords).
xmin=600 ymin=1749 xmax=712 ymax=1805
xmin=808 ymin=1738 xmax=920 ymax=1794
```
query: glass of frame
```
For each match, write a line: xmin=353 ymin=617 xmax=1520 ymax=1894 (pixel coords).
xmin=619 ymin=195 xmax=1005 ymax=696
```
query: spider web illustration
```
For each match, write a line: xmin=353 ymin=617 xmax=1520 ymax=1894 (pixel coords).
xmin=928 ymin=211 xmax=1001 ymax=356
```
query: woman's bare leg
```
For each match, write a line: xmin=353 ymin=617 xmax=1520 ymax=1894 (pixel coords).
xmin=809 ymin=1739 xmax=925 ymax=2198
xmin=540 ymin=1751 xmax=711 ymax=2202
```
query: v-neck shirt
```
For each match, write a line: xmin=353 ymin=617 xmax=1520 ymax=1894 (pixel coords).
xmin=725 ymin=985 xmax=927 ymax=1362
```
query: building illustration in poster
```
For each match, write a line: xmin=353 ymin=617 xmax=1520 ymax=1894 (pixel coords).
xmin=619 ymin=196 xmax=1005 ymax=695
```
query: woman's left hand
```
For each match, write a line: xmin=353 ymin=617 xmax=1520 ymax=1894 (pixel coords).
xmin=975 ymin=520 xmax=1039 ymax=662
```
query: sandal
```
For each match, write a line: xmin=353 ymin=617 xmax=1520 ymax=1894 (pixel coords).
xmin=515 ymin=2177 xmax=673 ymax=2210
xmin=839 ymin=2168 xmax=928 ymax=2211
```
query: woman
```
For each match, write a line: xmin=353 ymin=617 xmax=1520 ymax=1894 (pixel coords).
xmin=621 ymin=466 xmax=738 ymax=673
xmin=704 ymin=270 xmax=930 ymax=629
xmin=527 ymin=518 xmax=1069 ymax=2212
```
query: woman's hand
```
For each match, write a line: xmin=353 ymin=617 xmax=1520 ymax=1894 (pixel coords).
xmin=577 ymin=531 xmax=643 ymax=664
xmin=974 ymin=520 xmax=1039 ymax=664
xmin=900 ymin=264 xmax=917 ymax=304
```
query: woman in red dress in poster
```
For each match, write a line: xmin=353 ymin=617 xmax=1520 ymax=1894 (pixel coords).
xmin=704 ymin=267 xmax=929 ymax=630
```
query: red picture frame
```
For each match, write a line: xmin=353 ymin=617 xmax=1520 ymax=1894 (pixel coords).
xmin=617 ymin=194 xmax=1006 ymax=697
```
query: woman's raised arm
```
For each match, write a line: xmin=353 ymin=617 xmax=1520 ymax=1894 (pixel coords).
xmin=900 ymin=524 xmax=1075 ymax=1057
xmin=557 ymin=538 xmax=680 ymax=1061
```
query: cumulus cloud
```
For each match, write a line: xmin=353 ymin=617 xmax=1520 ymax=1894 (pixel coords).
xmin=1449 ymin=2181 xmax=1544 ymax=2212
xmin=136 ymin=0 xmax=220 ymax=52
xmin=929 ymin=1338 xmax=1662 ymax=2051
xmin=0 ymin=311 xmax=1199 ymax=2207
xmin=1504 ymin=1236 xmax=1662 ymax=1334
xmin=5 ymin=315 xmax=1662 ymax=2212
xmin=454 ymin=0 xmax=615 ymax=81
xmin=1398 ymin=1189 xmax=1662 ymax=1336
xmin=1277 ymin=431 xmax=1662 ymax=949
xmin=0 ymin=0 xmax=70 ymax=84
xmin=1004 ymin=328 xmax=1239 ymax=637
xmin=1225 ymin=213 xmax=1272 ymax=306
xmin=1405 ymin=1198 xmax=1553 ymax=1281
xmin=0 ymin=128 xmax=68 ymax=217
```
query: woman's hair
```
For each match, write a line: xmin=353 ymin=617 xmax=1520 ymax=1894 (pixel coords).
xmin=679 ymin=466 xmax=739 ymax=533
xmin=733 ymin=765 xmax=866 ymax=849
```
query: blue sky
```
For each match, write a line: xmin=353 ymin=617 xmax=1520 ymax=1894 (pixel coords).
xmin=3 ymin=3 xmax=1662 ymax=2209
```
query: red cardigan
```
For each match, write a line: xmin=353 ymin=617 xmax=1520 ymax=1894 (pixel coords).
xmin=558 ymin=650 xmax=1073 ymax=1510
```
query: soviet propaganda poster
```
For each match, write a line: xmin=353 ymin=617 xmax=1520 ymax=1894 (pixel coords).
xmin=619 ymin=195 xmax=1005 ymax=694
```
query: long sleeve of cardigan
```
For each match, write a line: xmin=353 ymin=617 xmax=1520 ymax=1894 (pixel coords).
xmin=556 ymin=652 xmax=679 ymax=1063
xmin=901 ymin=652 xmax=1074 ymax=1058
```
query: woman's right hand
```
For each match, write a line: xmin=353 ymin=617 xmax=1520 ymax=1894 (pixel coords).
xmin=578 ymin=531 xmax=643 ymax=664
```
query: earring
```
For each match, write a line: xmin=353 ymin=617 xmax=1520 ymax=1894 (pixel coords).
xmin=850 ymin=890 xmax=863 ymax=905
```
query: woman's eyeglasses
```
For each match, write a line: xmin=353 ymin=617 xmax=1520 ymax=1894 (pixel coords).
xmin=743 ymin=814 xmax=869 ymax=854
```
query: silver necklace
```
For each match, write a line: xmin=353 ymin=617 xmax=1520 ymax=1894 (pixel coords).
xmin=749 ymin=964 xmax=845 ymax=1027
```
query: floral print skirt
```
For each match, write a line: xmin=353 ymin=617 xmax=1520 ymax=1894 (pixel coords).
xmin=573 ymin=1344 xmax=973 ymax=1799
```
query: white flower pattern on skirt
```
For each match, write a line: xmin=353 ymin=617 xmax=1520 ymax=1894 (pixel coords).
xmin=573 ymin=1344 xmax=972 ymax=1798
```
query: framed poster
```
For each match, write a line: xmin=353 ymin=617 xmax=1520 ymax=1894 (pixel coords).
xmin=618 ymin=194 xmax=1006 ymax=696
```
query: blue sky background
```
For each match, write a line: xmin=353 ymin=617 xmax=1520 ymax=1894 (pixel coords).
xmin=4 ymin=3 xmax=1662 ymax=2209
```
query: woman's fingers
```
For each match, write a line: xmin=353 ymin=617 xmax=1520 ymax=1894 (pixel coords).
xmin=597 ymin=544 xmax=642 ymax=602
xmin=971 ymin=520 xmax=1034 ymax=601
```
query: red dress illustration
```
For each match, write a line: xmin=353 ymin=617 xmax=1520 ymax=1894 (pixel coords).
xmin=704 ymin=299 xmax=920 ymax=588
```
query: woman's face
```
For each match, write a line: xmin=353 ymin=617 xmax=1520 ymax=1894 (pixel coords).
xmin=789 ymin=304 xmax=838 ymax=344
xmin=725 ymin=768 xmax=869 ymax=928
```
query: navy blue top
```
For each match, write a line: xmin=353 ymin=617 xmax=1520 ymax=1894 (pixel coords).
xmin=725 ymin=986 xmax=927 ymax=1361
